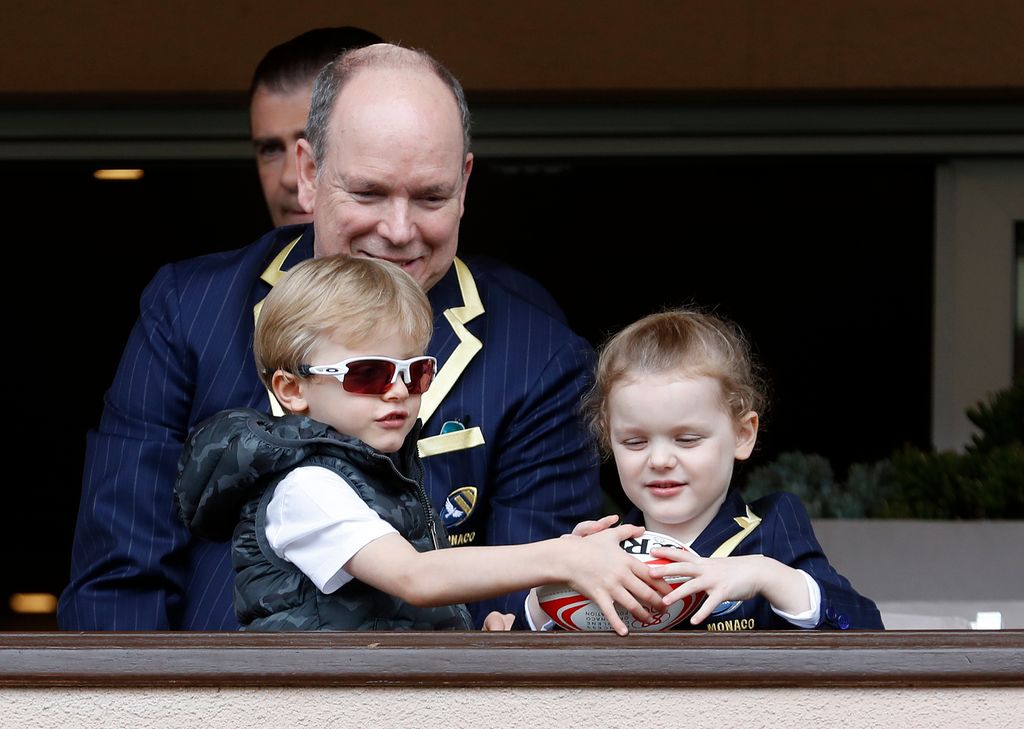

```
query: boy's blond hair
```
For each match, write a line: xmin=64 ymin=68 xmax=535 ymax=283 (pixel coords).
xmin=583 ymin=308 xmax=767 ymax=455
xmin=253 ymin=255 xmax=432 ymax=389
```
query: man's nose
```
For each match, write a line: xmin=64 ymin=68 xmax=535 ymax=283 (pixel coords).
xmin=377 ymin=199 xmax=415 ymax=246
xmin=281 ymin=144 xmax=299 ymax=192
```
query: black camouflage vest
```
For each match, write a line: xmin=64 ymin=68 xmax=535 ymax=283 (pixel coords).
xmin=176 ymin=408 xmax=473 ymax=631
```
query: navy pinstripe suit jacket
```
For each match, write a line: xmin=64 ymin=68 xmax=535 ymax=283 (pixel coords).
xmin=60 ymin=225 xmax=602 ymax=630
xmin=626 ymin=488 xmax=883 ymax=630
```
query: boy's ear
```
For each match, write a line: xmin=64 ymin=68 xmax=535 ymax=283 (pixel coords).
xmin=272 ymin=370 xmax=309 ymax=414
xmin=734 ymin=411 xmax=759 ymax=461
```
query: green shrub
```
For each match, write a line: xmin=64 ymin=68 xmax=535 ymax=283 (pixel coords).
xmin=966 ymin=378 xmax=1024 ymax=453
xmin=741 ymin=380 xmax=1023 ymax=519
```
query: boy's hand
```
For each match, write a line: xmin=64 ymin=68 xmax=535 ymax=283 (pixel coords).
xmin=561 ymin=523 xmax=671 ymax=636
xmin=649 ymin=549 xmax=810 ymax=625
xmin=482 ymin=611 xmax=515 ymax=631
xmin=566 ymin=514 xmax=622 ymax=537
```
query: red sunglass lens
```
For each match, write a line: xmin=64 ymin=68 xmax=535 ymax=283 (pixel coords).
xmin=342 ymin=360 xmax=396 ymax=394
xmin=407 ymin=358 xmax=436 ymax=394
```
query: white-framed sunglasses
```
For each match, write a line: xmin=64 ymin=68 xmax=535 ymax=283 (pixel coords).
xmin=298 ymin=355 xmax=437 ymax=394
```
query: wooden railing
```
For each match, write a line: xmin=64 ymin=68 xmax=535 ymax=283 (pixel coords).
xmin=3 ymin=630 xmax=1021 ymax=688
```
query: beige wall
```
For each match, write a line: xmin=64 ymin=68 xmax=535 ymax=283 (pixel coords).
xmin=3 ymin=0 xmax=1023 ymax=95
xmin=813 ymin=519 xmax=1024 ymax=628
xmin=5 ymin=687 xmax=1022 ymax=727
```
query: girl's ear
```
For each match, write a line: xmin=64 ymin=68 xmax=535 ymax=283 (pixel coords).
xmin=733 ymin=411 xmax=759 ymax=461
xmin=272 ymin=370 xmax=309 ymax=414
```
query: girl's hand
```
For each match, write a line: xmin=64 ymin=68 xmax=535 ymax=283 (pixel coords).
xmin=560 ymin=523 xmax=670 ymax=636
xmin=649 ymin=549 xmax=810 ymax=625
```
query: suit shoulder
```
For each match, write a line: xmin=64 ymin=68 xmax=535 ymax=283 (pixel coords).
xmin=461 ymin=255 xmax=568 ymax=325
xmin=749 ymin=491 xmax=814 ymax=523
xmin=134 ymin=227 xmax=305 ymax=330
xmin=160 ymin=228 xmax=292 ymax=285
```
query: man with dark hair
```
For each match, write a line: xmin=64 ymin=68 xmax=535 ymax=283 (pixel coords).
xmin=249 ymin=27 xmax=382 ymax=228
xmin=60 ymin=42 xmax=603 ymax=631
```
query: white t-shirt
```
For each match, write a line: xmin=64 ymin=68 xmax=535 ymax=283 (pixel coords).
xmin=264 ymin=465 xmax=397 ymax=594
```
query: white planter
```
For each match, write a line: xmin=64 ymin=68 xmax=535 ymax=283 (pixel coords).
xmin=811 ymin=519 xmax=1024 ymax=629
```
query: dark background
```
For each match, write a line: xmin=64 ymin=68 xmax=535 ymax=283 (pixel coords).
xmin=6 ymin=153 xmax=934 ymax=628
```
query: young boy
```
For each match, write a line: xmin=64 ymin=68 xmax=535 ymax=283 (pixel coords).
xmin=175 ymin=254 xmax=665 ymax=633
xmin=529 ymin=308 xmax=883 ymax=631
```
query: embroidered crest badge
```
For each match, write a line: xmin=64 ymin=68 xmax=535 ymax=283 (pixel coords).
xmin=442 ymin=486 xmax=477 ymax=529
xmin=710 ymin=599 xmax=743 ymax=617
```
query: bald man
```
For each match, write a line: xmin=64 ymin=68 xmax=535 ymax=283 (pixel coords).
xmin=61 ymin=43 xmax=603 ymax=631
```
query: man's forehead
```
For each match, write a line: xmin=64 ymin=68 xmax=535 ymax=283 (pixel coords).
xmin=334 ymin=65 xmax=455 ymax=117
xmin=252 ymin=79 xmax=314 ymax=108
xmin=325 ymin=68 xmax=464 ymax=158
xmin=250 ymin=81 xmax=314 ymax=124
xmin=337 ymin=165 xmax=463 ymax=193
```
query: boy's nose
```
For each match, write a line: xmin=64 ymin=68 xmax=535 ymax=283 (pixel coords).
xmin=383 ymin=375 xmax=410 ymax=400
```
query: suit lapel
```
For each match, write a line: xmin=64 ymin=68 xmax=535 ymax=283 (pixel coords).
xmin=419 ymin=256 xmax=483 ymax=426
xmin=254 ymin=235 xmax=304 ymax=416
xmin=708 ymin=503 xmax=762 ymax=558
xmin=692 ymin=489 xmax=761 ymax=558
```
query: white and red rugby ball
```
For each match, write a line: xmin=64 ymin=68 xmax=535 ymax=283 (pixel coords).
xmin=536 ymin=530 xmax=705 ymax=632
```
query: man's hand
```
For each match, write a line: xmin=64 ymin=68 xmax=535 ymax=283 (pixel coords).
xmin=482 ymin=611 xmax=515 ymax=631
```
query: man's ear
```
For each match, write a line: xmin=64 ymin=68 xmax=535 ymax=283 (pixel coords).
xmin=296 ymin=138 xmax=318 ymax=214
xmin=734 ymin=411 xmax=759 ymax=461
xmin=272 ymin=370 xmax=309 ymax=414
xmin=458 ymin=152 xmax=473 ymax=217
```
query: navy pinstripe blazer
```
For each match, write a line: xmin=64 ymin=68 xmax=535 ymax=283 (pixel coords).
xmin=60 ymin=226 xmax=602 ymax=630
xmin=626 ymin=488 xmax=883 ymax=630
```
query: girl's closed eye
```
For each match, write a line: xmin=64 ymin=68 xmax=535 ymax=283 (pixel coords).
xmin=676 ymin=434 xmax=704 ymax=446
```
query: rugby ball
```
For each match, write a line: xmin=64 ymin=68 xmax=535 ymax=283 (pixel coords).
xmin=536 ymin=530 xmax=705 ymax=632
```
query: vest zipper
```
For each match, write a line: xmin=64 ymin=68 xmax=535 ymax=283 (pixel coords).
xmin=375 ymin=451 xmax=440 ymax=552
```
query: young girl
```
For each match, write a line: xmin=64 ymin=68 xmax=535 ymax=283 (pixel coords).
xmin=531 ymin=308 xmax=883 ymax=631
xmin=175 ymin=254 xmax=665 ymax=634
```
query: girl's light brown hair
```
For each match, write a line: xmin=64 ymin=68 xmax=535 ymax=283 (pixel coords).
xmin=253 ymin=255 xmax=432 ymax=389
xmin=583 ymin=308 xmax=768 ymax=455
